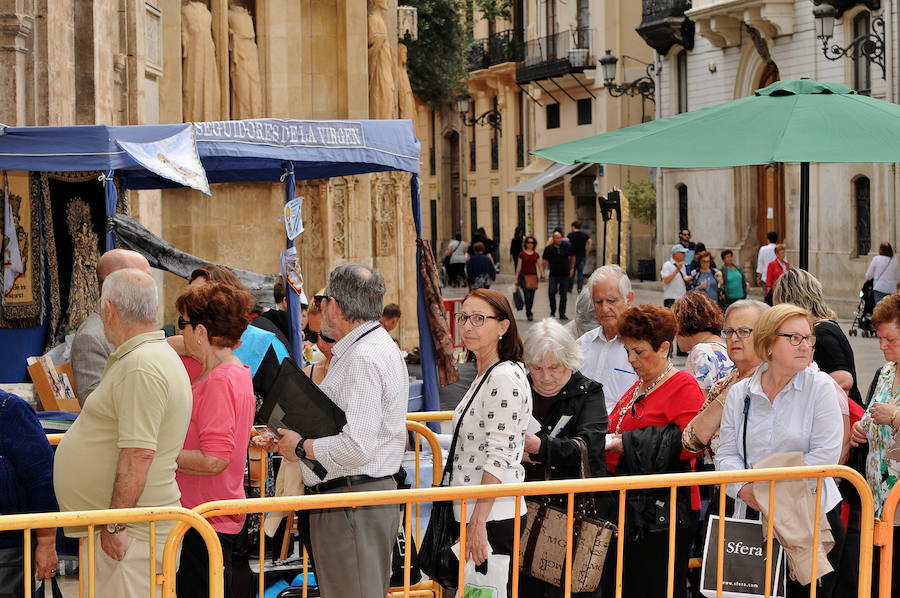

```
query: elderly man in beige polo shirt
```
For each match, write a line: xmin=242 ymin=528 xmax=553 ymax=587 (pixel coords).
xmin=54 ymin=268 xmax=192 ymax=598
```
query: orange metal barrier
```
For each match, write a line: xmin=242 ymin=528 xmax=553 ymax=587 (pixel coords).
xmin=0 ymin=506 xmax=222 ymax=598
xmin=406 ymin=411 xmax=454 ymax=423
xmin=180 ymin=464 xmax=872 ymax=598
xmin=875 ymin=478 xmax=900 ymax=597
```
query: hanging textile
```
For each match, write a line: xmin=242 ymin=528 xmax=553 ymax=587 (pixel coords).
xmin=417 ymin=237 xmax=459 ymax=387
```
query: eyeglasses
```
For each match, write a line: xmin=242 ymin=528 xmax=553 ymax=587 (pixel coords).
xmin=455 ymin=313 xmax=503 ymax=327
xmin=721 ymin=327 xmax=753 ymax=339
xmin=313 ymin=294 xmax=337 ymax=310
xmin=777 ymin=333 xmax=816 ymax=347
xmin=178 ymin=315 xmax=200 ymax=330
xmin=680 ymin=231 xmax=691 ymax=237
xmin=305 ymin=327 xmax=336 ymax=344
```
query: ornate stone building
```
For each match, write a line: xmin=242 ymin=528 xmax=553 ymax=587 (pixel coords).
xmin=0 ymin=0 xmax=421 ymax=346
xmin=416 ymin=0 xmax=655 ymax=276
xmin=636 ymin=0 xmax=899 ymax=304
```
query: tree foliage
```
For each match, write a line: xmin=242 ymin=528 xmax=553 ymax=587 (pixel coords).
xmin=623 ymin=178 xmax=656 ymax=225
xmin=475 ymin=0 xmax=512 ymax=21
xmin=404 ymin=0 xmax=470 ymax=106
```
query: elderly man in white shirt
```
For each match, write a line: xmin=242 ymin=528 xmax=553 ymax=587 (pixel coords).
xmin=576 ymin=265 xmax=638 ymax=413
xmin=277 ymin=263 xmax=407 ymax=598
xmin=756 ymin=231 xmax=778 ymax=287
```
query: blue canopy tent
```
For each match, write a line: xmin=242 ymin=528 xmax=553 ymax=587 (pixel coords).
xmin=0 ymin=119 xmax=441 ymax=426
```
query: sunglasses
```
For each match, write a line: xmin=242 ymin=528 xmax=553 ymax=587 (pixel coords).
xmin=313 ymin=294 xmax=338 ymax=311
xmin=177 ymin=315 xmax=200 ymax=330
xmin=305 ymin=327 xmax=336 ymax=344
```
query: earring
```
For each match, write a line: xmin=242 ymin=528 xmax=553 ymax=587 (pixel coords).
xmin=499 ymin=335 xmax=503 ymax=340
xmin=198 ymin=340 xmax=202 ymax=345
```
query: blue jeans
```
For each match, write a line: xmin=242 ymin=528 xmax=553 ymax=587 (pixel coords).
xmin=573 ymin=257 xmax=586 ymax=293
xmin=548 ymin=275 xmax=569 ymax=317
xmin=874 ymin=290 xmax=890 ymax=306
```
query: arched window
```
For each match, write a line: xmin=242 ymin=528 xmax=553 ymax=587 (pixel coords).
xmin=855 ymin=176 xmax=871 ymax=255
xmin=677 ymin=184 xmax=688 ymax=232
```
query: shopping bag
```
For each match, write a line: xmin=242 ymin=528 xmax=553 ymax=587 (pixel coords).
xmin=700 ymin=515 xmax=787 ymax=598
xmin=512 ymin=288 xmax=524 ymax=311
xmin=389 ymin=503 xmax=422 ymax=587
xmin=462 ymin=554 xmax=510 ymax=598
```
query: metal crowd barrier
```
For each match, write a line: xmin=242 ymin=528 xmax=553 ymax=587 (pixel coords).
xmin=177 ymin=464 xmax=873 ymax=598
xmin=875 ymin=479 xmax=900 ymax=597
xmin=0 ymin=506 xmax=222 ymax=598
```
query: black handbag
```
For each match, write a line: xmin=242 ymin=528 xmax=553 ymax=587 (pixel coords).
xmin=418 ymin=361 xmax=504 ymax=589
xmin=512 ymin=288 xmax=524 ymax=311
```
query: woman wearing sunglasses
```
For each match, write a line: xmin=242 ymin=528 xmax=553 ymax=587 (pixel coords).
xmin=445 ymin=288 xmax=531 ymax=596
xmin=601 ymin=304 xmax=704 ymax=598
xmin=715 ymin=303 xmax=845 ymax=597
xmin=173 ymin=281 xmax=257 ymax=598
xmin=303 ymin=288 xmax=336 ymax=384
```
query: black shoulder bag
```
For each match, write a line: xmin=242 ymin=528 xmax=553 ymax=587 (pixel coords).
xmin=417 ymin=360 xmax=505 ymax=589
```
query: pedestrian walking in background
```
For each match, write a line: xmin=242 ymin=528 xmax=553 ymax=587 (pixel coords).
xmin=764 ymin=243 xmax=789 ymax=301
xmin=469 ymin=226 xmax=499 ymax=265
xmin=688 ymin=242 xmax=715 ymax=274
xmin=756 ymin=231 xmax=778 ymax=287
xmin=866 ymin=242 xmax=899 ymax=305
xmin=567 ymin=221 xmax=593 ymax=294
xmin=510 ymin=227 xmax=524 ymax=273
xmin=690 ymin=251 xmax=720 ymax=304
xmin=467 ymin=242 xmax=496 ymax=290
xmin=446 ymin=233 xmax=468 ymax=288
xmin=661 ymin=244 xmax=690 ymax=308
xmin=542 ymin=230 xmax=575 ymax=320
xmin=514 ymin=235 xmax=543 ymax=321
xmin=716 ymin=249 xmax=749 ymax=308
xmin=679 ymin=229 xmax=696 ymax=265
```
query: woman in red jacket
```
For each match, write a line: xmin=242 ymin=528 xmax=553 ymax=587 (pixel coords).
xmin=765 ymin=243 xmax=789 ymax=296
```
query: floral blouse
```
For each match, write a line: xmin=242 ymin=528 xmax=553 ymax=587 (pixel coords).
xmin=686 ymin=341 xmax=736 ymax=391
xmin=862 ymin=362 xmax=900 ymax=518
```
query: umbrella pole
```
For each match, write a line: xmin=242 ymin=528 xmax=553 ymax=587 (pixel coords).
xmin=800 ymin=162 xmax=810 ymax=271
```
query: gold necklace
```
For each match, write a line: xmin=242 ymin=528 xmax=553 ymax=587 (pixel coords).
xmin=616 ymin=363 xmax=673 ymax=434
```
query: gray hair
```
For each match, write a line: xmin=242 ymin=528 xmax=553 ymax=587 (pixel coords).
xmin=523 ymin=318 xmax=584 ymax=371
xmin=771 ymin=268 xmax=836 ymax=320
xmin=570 ymin=287 xmax=599 ymax=338
xmin=101 ymin=268 xmax=158 ymax=324
xmin=586 ymin=264 xmax=632 ymax=299
xmin=724 ymin=299 xmax=769 ymax=321
xmin=326 ymin=263 xmax=385 ymax=322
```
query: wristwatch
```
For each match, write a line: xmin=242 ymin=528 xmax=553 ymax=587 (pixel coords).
xmin=294 ymin=437 xmax=307 ymax=460
xmin=105 ymin=523 xmax=126 ymax=534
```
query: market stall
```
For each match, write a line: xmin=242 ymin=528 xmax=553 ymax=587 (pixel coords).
xmin=0 ymin=118 xmax=441 ymax=420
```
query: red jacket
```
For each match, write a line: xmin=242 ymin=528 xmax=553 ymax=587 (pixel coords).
xmin=766 ymin=259 xmax=789 ymax=294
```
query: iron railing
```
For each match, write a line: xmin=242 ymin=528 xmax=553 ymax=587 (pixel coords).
xmin=517 ymin=28 xmax=595 ymax=83
xmin=467 ymin=29 xmax=526 ymax=71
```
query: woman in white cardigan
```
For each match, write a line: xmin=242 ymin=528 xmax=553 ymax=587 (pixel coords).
xmin=449 ymin=288 xmax=532 ymax=595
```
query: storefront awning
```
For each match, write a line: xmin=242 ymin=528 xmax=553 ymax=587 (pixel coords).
xmin=506 ymin=161 xmax=590 ymax=193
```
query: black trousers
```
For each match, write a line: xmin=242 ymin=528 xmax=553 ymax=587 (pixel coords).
xmin=785 ymin=505 xmax=845 ymax=598
xmin=177 ymin=527 xmax=238 ymax=598
xmin=871 ymin=524 xmax=900 ymax=597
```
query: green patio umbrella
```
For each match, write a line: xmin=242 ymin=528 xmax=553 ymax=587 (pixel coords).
xmin=533 ymin=79 xmax=900 ymax=269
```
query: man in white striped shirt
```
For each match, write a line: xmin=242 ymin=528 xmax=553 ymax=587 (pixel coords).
xmin=278 ymin=263 xmax=408 ymax=598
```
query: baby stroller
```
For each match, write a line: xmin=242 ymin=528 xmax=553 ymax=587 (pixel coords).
xmin=849 ymin=279 xmax=876 ymax=337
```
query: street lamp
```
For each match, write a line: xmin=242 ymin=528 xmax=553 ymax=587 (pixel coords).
xmin=598 ymin=50 xmax=655 ymax=103
xmin=456 ymin=97 xmax=502 ymax=131
xmin=813 ymin=3 xmax=885 ymax=79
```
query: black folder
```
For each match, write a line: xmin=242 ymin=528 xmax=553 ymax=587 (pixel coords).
xmin=259 ymin=357 xmax=346 ymax=478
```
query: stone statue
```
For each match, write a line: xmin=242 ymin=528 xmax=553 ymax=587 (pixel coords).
xmin=228 ymin=5 xmax=262 ymax=119
xmin=181 ymin=1 xmax=221 ymax=121
xmin=367 ymin=0 xmax=396 ymax=120
xmin=396 ymin=43 xmax=416 ymax=123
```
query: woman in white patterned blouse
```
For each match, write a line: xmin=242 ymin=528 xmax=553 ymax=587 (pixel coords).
xmin=450 ymin=289 xmax=532 ymax=594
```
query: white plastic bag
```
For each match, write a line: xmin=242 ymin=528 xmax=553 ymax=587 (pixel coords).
xmin=461 ymin=554 xmax=509 ymax=598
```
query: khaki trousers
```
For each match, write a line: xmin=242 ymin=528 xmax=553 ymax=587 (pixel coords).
xmin=309 ymin=478 xmax=401 ymax=598
xmin=92 ymin=533 xmax=166 ymax=598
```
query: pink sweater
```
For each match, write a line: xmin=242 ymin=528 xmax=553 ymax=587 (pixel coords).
xmin=176 ymin=362 xmax=255 ymax=533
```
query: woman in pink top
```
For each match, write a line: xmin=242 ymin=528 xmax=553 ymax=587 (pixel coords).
xmin=174 ymin=282 xmax=256 ymax=598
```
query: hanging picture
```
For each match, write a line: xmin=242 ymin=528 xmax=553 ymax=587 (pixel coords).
xmin=0 ymin=171 xmax=42 ymax=328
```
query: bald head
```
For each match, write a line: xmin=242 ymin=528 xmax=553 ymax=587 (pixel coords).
xmin=97 ymin=249 xmax=151 ymax=286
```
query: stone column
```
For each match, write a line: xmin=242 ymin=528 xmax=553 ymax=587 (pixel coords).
xmin=0 ymin=11 xmax=33 ymax=125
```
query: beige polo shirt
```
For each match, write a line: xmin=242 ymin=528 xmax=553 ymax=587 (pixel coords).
xmin=54 ymin=331 xmax=192 ymax=541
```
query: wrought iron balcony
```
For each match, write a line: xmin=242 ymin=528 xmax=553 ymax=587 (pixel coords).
xmin=467 ymin=29 xmax=526 ymax=71
xmin=636 ymin=0 xmax=694 ymax=55
xmin=515 ymin=28 xmax=595 ymax=85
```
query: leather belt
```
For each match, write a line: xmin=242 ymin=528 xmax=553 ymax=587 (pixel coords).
xmin=307 ymin=474 xmax=394 ymax=494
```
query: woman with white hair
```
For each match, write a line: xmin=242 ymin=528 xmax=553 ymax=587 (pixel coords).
xmin=520 ymin=318 xmax=608 ymax=598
